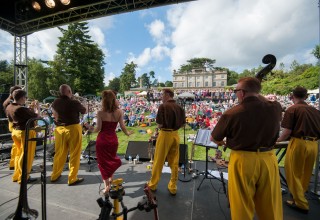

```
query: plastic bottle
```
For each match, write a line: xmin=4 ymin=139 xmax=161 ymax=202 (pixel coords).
xmin=128 ymin=155 xmax=132 ymax=163
xmin=136 ymin=154 xmax=139 ymax=163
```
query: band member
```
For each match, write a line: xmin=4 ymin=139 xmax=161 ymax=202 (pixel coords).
xmin=51 ymin=84 xmax=86 ymax=186
xmin=5 ymin=89 xmax=39 ymax=183
xmin=92 ymin=90 xmax=133 ymax=194
xmin=148 ymin=89 xmax=185 ymax=195
xmin=211 ymin=77 xmax=283 ymax=220
xmin=277 ymin=86 xmax=320 ymax=214
xmin=3 ymin=85 xmax=22 ymax=170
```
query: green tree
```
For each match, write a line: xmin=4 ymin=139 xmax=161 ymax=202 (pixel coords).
xmin=164 ymin=80 xmax=173 ymax=87
xmin=119 ymin=62 xmax=137 ymax=93
xmin=139 ymin=71 xmax=155 ymax=88
xmin=311 ymin=44 xmax=320 ymax=60
xmin=0 ymin=60 xmax=13 ymax=93
xmin=27 ymin=58 xmax=51 ymax=101
xmin=226 ymin=69 xmax=238 ymax=85
xmin=179 ymin=58 xmax=216 ymax=72
xmin=107 ymin=77 xmax=120 ymax=92
xmin=50 ymin=22 xmax=105 ymax=95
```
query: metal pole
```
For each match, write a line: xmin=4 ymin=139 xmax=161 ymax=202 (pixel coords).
xmin=312 ymin=0 xmax=320 ymax=196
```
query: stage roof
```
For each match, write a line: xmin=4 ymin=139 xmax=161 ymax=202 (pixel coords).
xmin=0 ymin=0 xmax=194 ymax=36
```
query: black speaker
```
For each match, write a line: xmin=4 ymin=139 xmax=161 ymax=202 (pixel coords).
xmin=179 ymin=144 xmax=188 ymax=165
xmin=125 ymin=141 xmax=150 ymax=161
xmin=82 ymin=140 xmax=97 ymax=159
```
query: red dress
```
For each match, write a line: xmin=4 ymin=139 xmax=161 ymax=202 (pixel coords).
xmin=96 ymin=121 xmax=121 ymax=180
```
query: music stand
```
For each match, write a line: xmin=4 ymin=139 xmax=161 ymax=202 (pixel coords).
xmin=192 ymin=129 xmax=221 ymax=190
xmin=177 ymin=93 xmax=195 ymax=182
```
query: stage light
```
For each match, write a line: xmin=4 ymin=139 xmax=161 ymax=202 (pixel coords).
xmin=45 ymin=0 xmax=56 ymax=8
xmin=60 ymin=0 xmax=71 ymax=5
xmin=31 ymin=1 xmax=41 ymax=12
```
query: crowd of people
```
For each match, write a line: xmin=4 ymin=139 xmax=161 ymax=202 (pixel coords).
xmin=3 ymin=80 xmax=320 ymax=219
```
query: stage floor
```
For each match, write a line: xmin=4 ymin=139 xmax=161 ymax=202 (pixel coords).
xmin=0 ymin=154 xmax=319 ymax=220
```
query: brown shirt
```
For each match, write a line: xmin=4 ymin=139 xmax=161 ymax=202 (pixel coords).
xmin=211 ymin=96 xmax=282 ymax=151
xmin=52 ymin=96 xmax=86 ymax=126
xmin=281 ymin=101 xmax=320 ymax=139
xmin=5 ymin=103 xmax=38 ymax=130
xmin=156 ymin=100 xmax=185 ymax=130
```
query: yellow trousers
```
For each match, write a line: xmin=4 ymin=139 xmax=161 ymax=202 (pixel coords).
xmin=285 ymin=137 xmax=318 ymax=210
xmin=51 ymin=124 xmax=82 ymax=185
xmin=148 ymin=130 xmax=180 ymax=194
xmin=228 ymin=150 xmax=283 ymax=220
xmin=8 ymin=121 xmax=17 ymax=168
xmin=11 ymin=129 xmax=36 ymax=183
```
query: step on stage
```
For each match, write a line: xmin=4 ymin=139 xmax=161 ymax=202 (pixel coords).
xmin=0 ymin=156 xmax=319 ymax=220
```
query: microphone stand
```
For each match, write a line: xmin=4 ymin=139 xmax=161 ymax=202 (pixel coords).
xmin=178 ymin=98 xmax=192 ymax=182
xmin=86 ymin=98 xmax=93 ymax=172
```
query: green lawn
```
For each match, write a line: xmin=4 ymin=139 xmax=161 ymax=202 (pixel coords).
xmin=82 ymin=123 xmax=286 ymax=166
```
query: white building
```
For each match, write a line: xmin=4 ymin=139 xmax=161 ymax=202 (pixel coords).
xmin=172 ymin=68 xmax=228 ymax=90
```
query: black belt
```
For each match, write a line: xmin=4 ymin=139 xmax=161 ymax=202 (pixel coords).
xmin=245 ymin=147 xmax=273 ymax=152
xmin=300 ymin=136 xmax=318 ymax=141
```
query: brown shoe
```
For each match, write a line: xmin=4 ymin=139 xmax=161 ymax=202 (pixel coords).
xmin=68 ymin=178 xmax=84 ymax=186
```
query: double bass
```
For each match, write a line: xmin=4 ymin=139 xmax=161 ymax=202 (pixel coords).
xmin=255 ymin=54 xmax=277 ymax=81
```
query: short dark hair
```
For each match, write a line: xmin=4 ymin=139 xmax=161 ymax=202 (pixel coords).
xmin=10 ymin=85 xmax=22 ymax=94
xmin=292 ymin=86 xmax=307 ymax=99
xmin=162 ymin=89 xmax=174 ymax=98
xmin=238 ymin=77 xmax=261 ymax=93
xmin=12 ymin=89 xmax=27 ymax=101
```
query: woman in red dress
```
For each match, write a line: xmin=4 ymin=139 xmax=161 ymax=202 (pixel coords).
xmin=93 ymin=90 xmax=133 ymax=194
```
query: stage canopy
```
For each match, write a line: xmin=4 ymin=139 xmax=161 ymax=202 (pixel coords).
xmin=0 ymin=0 xmax=194 ymax=36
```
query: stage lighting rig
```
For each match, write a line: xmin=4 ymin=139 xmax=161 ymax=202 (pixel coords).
xmin=31 ymin=1 xmax=41 ymax=12
xmin=45 ymin=0 xmax=55 ymax=8
xmin=60 ymin=0 xmax=71 ymax=5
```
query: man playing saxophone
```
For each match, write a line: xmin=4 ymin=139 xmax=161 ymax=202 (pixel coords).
xmin=5 ymin=89 xmax=40 ymax=183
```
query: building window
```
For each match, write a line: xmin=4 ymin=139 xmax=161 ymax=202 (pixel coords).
xmin=212 ymin=82 xmax=216 ymax=87
xmin=213 ymin=75 xmax=216 ymax=79
xmin=174 ymin=83 xmax=177 ymax=87
xmin=189 ymin=82 xmax=192 ymax=87
xmin=221 ymin=81 xmax=225 ymax=86
xmin=221 ymin=75 xmax=224 ymax=78
xmin=197 ymin=82 xmax=200 ymax=87
xmin=205 ymin=82 xmax=208 ymax=87
xmin=197 ymin=76 xmax=200 ymax=79
xmin=182 ymin=83 xmax=184 ymax=87
xmin=205 ymin=75 xmax=208 ymax=79
xmin=182 ymin=77 xmax=184 ymax=80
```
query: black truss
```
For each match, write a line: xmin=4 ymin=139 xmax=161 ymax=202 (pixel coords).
xmin=0 ymin=0 xmax=194 ymax=36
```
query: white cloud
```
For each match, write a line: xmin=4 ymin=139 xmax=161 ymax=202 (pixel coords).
xmin=127 ymin=48 xmax=152 ymax=67
xmin=89 ymin=26 xmax=105 ymax=47
xmin=168 ymin=0 xmax=318 ymax=72
xmin=148 ymin=19 xmax=165 ymax=40
xmin=104 ymin=72 xmax=115 ymax=86
xmin=127 ymin=45 xmax=170 ymax=68
xmin=28 ymin=28 xmax=62 ymax=60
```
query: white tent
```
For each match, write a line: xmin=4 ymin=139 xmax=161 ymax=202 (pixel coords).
xmin=307 ymin=89 xmax=319 ymax=94
xmin=177 ymin=92 xmax=195 ymax=100
xmin=137 ymin=91 xmax=148 ymax=96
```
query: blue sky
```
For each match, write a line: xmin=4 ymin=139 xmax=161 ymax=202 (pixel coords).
xmin=0 ymin=0 xmax=319 ymax=86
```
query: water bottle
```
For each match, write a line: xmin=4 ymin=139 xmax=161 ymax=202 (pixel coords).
xmin=128 ymin=155 xmax=132 ymax=163
xmin=136 ymin=154 xmax=139 ymax=163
